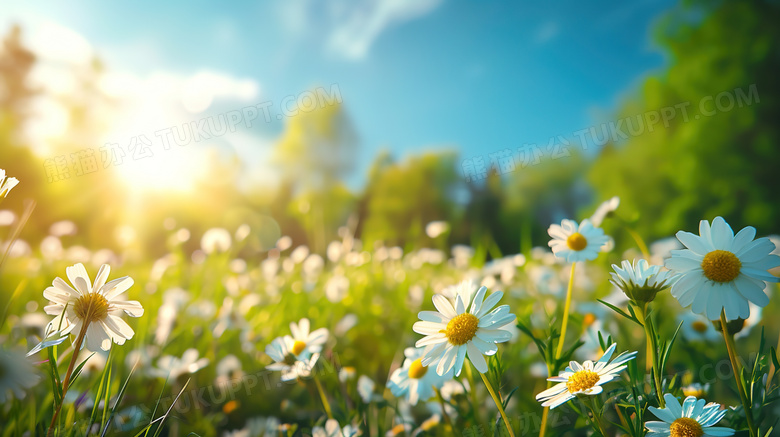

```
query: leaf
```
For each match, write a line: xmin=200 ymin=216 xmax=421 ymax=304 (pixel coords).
xmin=598 ymin=299 xmax=643 ymax=326
xmin=100 ymin=356 xmax=137 ymax=437
xmin=27 ymin=335 xmax=69 ymax=357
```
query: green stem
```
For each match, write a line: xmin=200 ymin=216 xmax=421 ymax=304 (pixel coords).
xmin=637 ymin=304 xmax=664 ymax=408
xmin=538 ymin=363 xmax=553 ymax=437
xmin=47 ymin=321 xmax=89 ymax=436
xmin=555 ymin=262 xmax=577 ymax=359
xmin=720 ymin=310 xmax=756 ymax=437
xmin=478 ymin=370 xmax=515 ymax=437
xmin=624 ymin=227 xmax=650 ymax=260
xmin=434 ymin=387 xmax=457 ymax=436
xmin=313 ymin=375 xmax=334 ymax=420
xmin=584 ymin=396 xmax=609 ymax=437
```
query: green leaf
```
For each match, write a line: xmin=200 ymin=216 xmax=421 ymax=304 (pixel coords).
xmin=66 ymin=352 xmax=95 ymax=390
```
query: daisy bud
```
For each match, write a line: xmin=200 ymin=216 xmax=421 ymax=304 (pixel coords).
xmin=609 ymin=259 xmax=675 ymax=304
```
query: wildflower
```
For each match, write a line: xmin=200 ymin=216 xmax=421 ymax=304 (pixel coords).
xmin=610 ymin=259 xmax=676 ymax=304
xmin=665 ymin=217 xmax=780 ymax=320
xmin=339 ymin=366 xmax=356 ymax=383
xmin=42 ymin=263 xmax=143 ymax=351
xmin=536 ymin=343 xmax=637 ymax=409
xmin=414 ymin=286 xmax=515 ymax=375
xmin=0 ymin=349 xmax=40 ymax=403
xmin=646 ymin=394 xmax=734 ymax=437
xmin=425 ymin=221 xmax=450 ymax=239
xmin=287 ymin=318 xmax=329 ymax=357
xmin=358 ymin=375 xmax=383 ymax=403
xmin=265 ymin=337 xmax=318 ymax=381
xmin=387 ymin=347 xmax=452 ymax=405
xmin=548 ymin=219 xmax=609 ymax=262
xmin=0 ymin=169 xmax=19 ymax=199
xmin=589 ymin=196 xmax=620 ymax=227
xmin=682 ymin=383 xmax=710 ymax=399
xmin=152 ymin=348 xmax=209 ymax=380
xmin=201 ymin=228 xmax=232 ymax=254
xmin=312 ymin=418 xmax=359 ymax=437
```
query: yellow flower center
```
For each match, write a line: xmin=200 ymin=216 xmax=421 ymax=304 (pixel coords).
xmin=443 ymin=313 xmax=479 ymax=346
xmin=390 ymin=424 xmax=406 ymax=436
xmin=566 ymin=369 xmax=600 ymax=393
xmin=566 ymin=232 xmax=588 ymax=251
xmin=701 ymin=250 xmax=741 ymax=283
xmin=682 ymin=387 xmax=705 ymax=398
xmin=408 ymin=359 xmax=428 ymax=379
xmin=670 ymin=417 xmax=703 ymax=437
xmin=291 ymin=340 xmax=307 ymax=356
xmin=691 ymin=321 xmax=709 ymax=333
xmin=73 ymin=293 xmax=109 ymax=324
xmin=583 ymin=313 xmax=597 ymax=327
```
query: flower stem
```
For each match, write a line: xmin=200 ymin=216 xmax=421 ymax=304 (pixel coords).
xmin=478 ymin=370 xmax=515 ymax=437
xmin=555 ymin=262 xmax=577 ymax=359
xmin=47 ymin=321 xmax=89 ymax=436
xmin=538 ymin=362 xmax=553 ymax=437
xmin=637 ymin=304 xmax=664 ymax=408
xmin=719 ymin=309 xmax=756 ymax=437
xmin=584 ymin=396 xmax=609 ymax=437
xmin=434 ymin=386 xmax=457 ymax=436
xmin=313 ymin=374 xmax=334 ymax=419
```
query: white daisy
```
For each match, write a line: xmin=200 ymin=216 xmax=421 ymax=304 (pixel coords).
xmin=646 ymin=393 xmax=734 ymax=437
xmin=0 ymin=349 xmax=40 ymax=403
xmin=287 ymin=318 xmax=329 ymax=357
xmin=387 ymin=347 xmax=452 ymax=405
xmin=678 ymin=312 xmax=721 ymax=343
xmin=610 ymin=259 xmax=676 ymax=304
xmin=589 ymin=196 xmax=620 ymax=227
xmin=357 ymin=375 xmax=383 ymax=403
xmin=312 ymin=418 xmax=360 ymax=437
xmin=414 ymin=286 xmax=516 ymax=375
xmin=152 ymin=348 xmax=209 ymax=380
xmin=682 ymin=383 xmax=710 ymax=399
xmin=664 ymin=217 xmax=780 ymax=321
xmin=536 ymin=343 xmax=637 ymax=409
xmin=0 ymin=169 xmax=19 ymax=199
xmin=437 ymin=279 xmax=478 ymax=306
xmin=41 ymin=263 xmax=143 ymax=352
xmin=265 ymin=336 xmax=319 ymax=381
xmin=548 ymin=219 xmax=610 ymax=262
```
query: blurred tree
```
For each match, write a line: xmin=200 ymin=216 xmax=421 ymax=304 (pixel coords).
xmin=273 ymin=100 xmax=358 ymax=252
xmin=360 ymin=151 xmax=460 ymax=249
xmin=589 ymin=0 xmax=780 ymax=240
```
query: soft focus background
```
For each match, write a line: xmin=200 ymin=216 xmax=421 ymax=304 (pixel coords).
xmin=1 ymin=0 xmax=780 ymax=435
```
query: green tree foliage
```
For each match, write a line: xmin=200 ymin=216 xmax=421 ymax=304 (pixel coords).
xmin=360 ymin=151 xmax=460 ymax=249
xmin=589 ymin=0 xmax=780 ymax=240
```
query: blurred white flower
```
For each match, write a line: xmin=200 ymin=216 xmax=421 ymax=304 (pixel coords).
xmin=65 ymin=245 xmax=91 ymax=263
xmin=287 ymin=318 xmax=329 ymax=356
xmin=152 ymin=348 xmax=209 ymax=380
xmin=265 ymin=336 xmax=319 ymax=381
xmin=0 ymin=169 xmax=20 ymax=198
xmin=425 ymin=221 xmax=450 ymax=239
xmin=201 ymin=228 xmax=232 ymax=254
xmin=357 ymin=375 xmax=382 ymax=403
xmin=334 ymin=314 xmax=358 ymax=336
xmin=40 ymin=236 xmax=64 ymax=260
xmin=327 ymin=241 xmax=344 ymax=263
xmin=49 ymin=220 xmax=77 ymax=237
xmin=451 ymin=245 xmax=474 ymax=269
xmin=216 ymin=355 xmax=244 ymax=386
xmin=339 ymin=366 xmax=356 ymax=383
xmin=411 ymin=415 xmax=440 ymax=437
xmin=0 ymin=349 xmax=40 ymax=403
xmin=291 ymin=246 xmax=310 ymax=264
xmin=325 ymin=274 xmax=350 ymax=303
xmin=235 ymin=224 xmax=251 ymax=242
xmin=589 ymin=196 xmax=619 ymax=227
xmin=276 ymin=236 xmax=292 ymax=251
xmin=0 ymin=210 xmax=16 ymax=226
xmin=312 ymin=418 xmax=359 ymax=437
xmin=387 ymin=347 xmax=452 ymax=405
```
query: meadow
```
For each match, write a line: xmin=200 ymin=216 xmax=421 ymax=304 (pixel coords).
xmin=1 ymin=181 xmax=779 ymax=436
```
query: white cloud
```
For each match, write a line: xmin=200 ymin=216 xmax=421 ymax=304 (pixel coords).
xmin=279 ymin=0 xmax=444 ymax=60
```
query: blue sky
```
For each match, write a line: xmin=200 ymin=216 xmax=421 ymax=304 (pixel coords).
xmin=5 ymin=0 xmax=677 ymax=190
